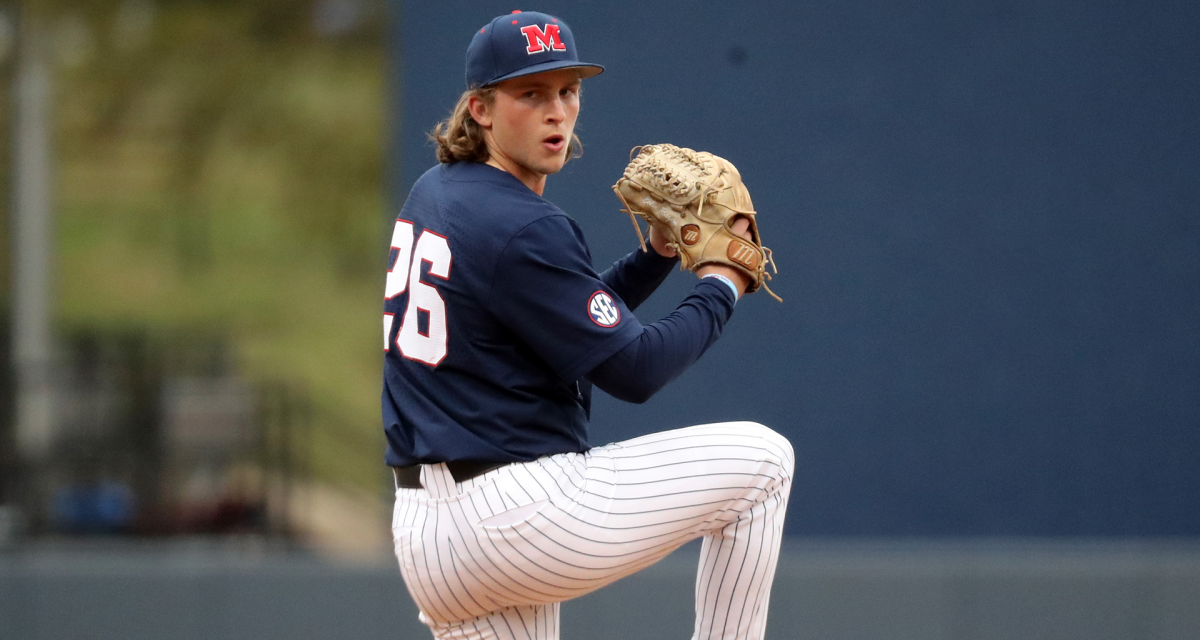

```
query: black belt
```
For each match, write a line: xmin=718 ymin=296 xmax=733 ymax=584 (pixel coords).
xmin=391 ymin=460 xmax=508 ymax=489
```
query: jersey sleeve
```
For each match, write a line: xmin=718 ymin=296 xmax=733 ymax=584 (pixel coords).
xmin=599 ymin=247 xmax=678 ymax=311
xmin=585 ymin=280 xmax=736 ymax=403
xmin=486 ymin=215 xmax=644 ymax=383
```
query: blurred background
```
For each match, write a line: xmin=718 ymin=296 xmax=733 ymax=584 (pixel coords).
xmin=2 ymin=0 xmax=1199 ymax=639
xmin=0 ymin=0 xmax=389 ymax=552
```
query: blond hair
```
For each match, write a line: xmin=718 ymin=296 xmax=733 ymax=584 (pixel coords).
xmin=429 ymin=86 xmax=584 ymax=164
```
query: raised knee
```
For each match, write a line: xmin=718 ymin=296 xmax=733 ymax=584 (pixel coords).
xmin=737 ymin=422 xmax=794 ymax=478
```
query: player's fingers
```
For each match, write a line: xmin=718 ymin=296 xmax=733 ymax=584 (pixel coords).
xmin=647 ymin=224 xmax=678 ymax=258
xmin=730 ymin=215 xmax=752 ymax=240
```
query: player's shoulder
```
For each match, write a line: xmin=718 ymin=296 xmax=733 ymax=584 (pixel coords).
xmin=435 ymin=162 xmax=569 ymax=224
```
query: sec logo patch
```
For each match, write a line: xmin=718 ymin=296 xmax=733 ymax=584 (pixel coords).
xmin=588 ymin=291 xmax=621 ymax=327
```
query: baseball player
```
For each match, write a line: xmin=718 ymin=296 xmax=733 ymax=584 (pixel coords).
xmin=382 ymin=10 xmax=793 ymax=640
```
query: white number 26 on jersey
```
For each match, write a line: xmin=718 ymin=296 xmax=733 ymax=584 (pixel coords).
xmin=383 ymin=219 xmax=452 ymax=366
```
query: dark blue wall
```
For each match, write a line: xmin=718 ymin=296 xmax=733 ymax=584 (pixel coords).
xmin=390 ymin=0 xmax=1200 ymax=536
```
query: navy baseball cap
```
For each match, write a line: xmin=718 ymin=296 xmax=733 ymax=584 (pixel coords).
xmin=466 ymin=10 xmax=604 ymax=88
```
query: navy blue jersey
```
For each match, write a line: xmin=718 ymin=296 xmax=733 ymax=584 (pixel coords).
xmin=382 ymin=162 xmax=654 ymax=466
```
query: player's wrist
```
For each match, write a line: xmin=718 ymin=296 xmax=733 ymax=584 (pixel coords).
xmin=697 ymin=264 xmax=750 ymax=297
xmin=701 ymin=273 xmax=740 ymax=302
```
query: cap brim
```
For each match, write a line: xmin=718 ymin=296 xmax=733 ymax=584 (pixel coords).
xmin=482 ymin=61 xmax=605 ymax=87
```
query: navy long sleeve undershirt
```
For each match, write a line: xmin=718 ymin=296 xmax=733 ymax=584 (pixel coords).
xmin=598 ymin=245 xmax=677 ymax=311
xmin=587 ymin=248 xmax=737 ymax=404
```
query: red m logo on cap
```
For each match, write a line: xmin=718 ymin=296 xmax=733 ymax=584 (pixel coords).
xmin=520 ymin=24 xmax=567 ymax=54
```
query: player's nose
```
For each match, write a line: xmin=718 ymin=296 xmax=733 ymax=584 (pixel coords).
xmin=544 ymin=95 xmax=566 ymax=123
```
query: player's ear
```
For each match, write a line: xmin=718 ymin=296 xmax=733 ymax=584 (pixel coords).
xmin=468 ymin=94 xmax=492 ymax=128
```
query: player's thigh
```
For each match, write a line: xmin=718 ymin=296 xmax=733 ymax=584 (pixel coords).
xmin=523 ymin=422 xmax=793 ymax=547
xmin=597 ymin=421 xmax=793 ymax=508
xmin=604 ymin=421 xmax=794 ymax=475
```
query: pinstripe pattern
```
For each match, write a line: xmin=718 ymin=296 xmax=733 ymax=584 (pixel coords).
xmin=392 ymin=422 xmax=794 ymax=640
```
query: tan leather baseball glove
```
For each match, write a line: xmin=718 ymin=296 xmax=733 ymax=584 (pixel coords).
xmin=612 ymin=144 xmax=780 ymax=301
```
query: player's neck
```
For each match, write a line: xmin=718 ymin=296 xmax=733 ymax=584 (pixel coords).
xmin=484 ymin=156 xmax=547 ymax=196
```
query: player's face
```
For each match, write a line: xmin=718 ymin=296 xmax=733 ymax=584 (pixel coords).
xmin=475 ymin=69 xmax=581 ymax=195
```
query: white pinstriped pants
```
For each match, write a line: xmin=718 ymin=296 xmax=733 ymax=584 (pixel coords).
xmin=391 ymin=422 xmax=794 ymax=640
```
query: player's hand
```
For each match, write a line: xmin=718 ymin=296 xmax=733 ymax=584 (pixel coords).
xmin=648 ymin=224 xmax=677 ymax=258
xmin=696 ymin=216 xmax=753 ymax=295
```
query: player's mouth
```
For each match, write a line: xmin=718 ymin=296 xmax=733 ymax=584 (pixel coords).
xmin=542 ymin=135 xmax=565 ymax=153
